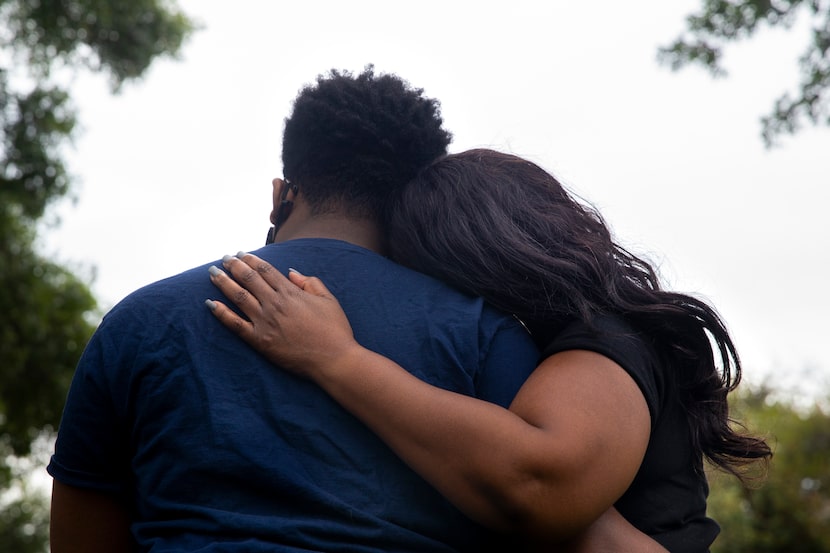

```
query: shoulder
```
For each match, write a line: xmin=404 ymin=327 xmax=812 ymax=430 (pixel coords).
xmin=94 ymin=259 xmax=220 ymax=350
xmin=543 ymin=314 xmax=664 ymax=424
xmin=542 ymin=315 xmax=645 ymax=357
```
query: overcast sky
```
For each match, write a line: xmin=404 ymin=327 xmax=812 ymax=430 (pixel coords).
xmin=45 ymin=1 xmax=829 ymax=401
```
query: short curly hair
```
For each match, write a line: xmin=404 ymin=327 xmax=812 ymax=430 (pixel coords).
xmin=281 ymin=66 xmax=452 ymax=221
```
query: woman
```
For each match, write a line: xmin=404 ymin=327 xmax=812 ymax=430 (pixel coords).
xmin=206 ymin=149 xmax=771 ymax=551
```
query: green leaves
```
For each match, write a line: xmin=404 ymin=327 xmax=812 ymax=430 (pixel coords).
xmin=4 ymin=0 xmax=196 ymax=88
xmin=0 ymin=216 xmax=97 ymax=456
xmin=708 ymin=386 xmax=830 ymax=552
xmin=0 ymin=1 xmax=196 ymax=549
xmin=1 ymin=75 xmax=76 ymax=221
xmin=658 ymin=0 xmax=830 ymax=146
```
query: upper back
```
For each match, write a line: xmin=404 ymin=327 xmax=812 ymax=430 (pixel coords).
xmin=54 ymin=238 xmax=538 ymax=552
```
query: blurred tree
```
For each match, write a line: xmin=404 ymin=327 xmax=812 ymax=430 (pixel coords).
xmin=659 ymin=0 xmax=830 ymax=146
xmin=708 ymin=385 xmax=830 ymax=552
xmin=0 ymin=1 xmax=195 ymax=549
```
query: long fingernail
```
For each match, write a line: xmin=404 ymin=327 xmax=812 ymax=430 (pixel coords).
xmin=205 ymin=299 xmax=217 ymax=311
xmin=222 ymin=254 xmax=234 ymax=264
xmin=236 ymin=251 xmax=247 ymax=258
xmin=209 ymin=265 xmax=223 ymax=277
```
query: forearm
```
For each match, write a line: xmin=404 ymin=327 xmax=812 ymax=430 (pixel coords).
xmin=556 ymin=507 xmax=668 ymax=553
xmin=313 ymin=346 xmax=594 ymax=538
xmin=207 ymin=257 xmax=649 ymax=540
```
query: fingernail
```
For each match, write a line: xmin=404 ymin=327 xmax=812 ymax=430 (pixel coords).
xmin=222 ymin=254 xmax=234 ymax=264
xmin=205 ymin=299 xmax=217 ymax=311
xmin=209 ymin=265 xmax=223 ymax=277
xmin=236 ymin=251 xmax=247 ymax=258
xmin=288 ymin=267 xmax=299 ymax=274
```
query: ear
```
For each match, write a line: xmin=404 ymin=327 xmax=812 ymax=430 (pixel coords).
xmin=270 ymin=178 xmax=285 ymax=225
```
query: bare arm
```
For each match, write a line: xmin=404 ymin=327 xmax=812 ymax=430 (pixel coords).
xmin=559 ymin=507 xmax=668 ymax=553
xmin=50 ymin=480 xmax=133 ymax=553
xmin=207 ymin=253 xmax=652 ymax=543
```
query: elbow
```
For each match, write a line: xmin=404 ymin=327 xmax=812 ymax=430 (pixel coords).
xmin=479 ymin=460 xmax=599 ymax=542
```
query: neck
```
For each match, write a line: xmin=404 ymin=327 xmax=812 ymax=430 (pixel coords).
xmin=275 ymin=206 xmax=386 ymax=254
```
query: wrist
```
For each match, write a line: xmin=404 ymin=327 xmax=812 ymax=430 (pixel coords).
xmin=309 ymin=341 xmax=368 ymax=385
xmin=313 ymin=342 xmax=394 ymax=404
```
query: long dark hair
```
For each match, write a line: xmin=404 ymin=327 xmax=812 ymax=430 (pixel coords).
xmin=388 ymin=149 xmax=771 ymax=480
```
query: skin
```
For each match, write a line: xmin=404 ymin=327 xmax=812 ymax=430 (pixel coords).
xmin=48 ymin=179 xmax=387 ymax=553
xmin=50 ymin=480 xmax=133 ymax=553
xmin=207 ymin=245 xmax=659 ymax=550
xmin=269 ymin=178 xmax=385 ymax=253
xmin=50 ymin=178 xmax=664 ymax=552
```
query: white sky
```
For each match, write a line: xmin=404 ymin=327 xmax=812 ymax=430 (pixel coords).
xmin=44 ymin=1 xmax=829 ymax=400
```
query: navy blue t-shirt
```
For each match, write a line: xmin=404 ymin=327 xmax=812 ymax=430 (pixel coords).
xmin=48 ymin=239 xmax=539 ymax=552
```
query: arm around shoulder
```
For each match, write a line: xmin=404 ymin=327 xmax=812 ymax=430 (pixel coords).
xmin=472 ymin=349 xmax=652 ymax=540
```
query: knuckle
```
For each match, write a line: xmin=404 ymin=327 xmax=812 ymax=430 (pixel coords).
xmin=232 ymin=289 xmax=250 ymax=304
xmin=240 ymin=268 xmax=257 ymax=283
xmin=229 ymin=317 xmax=247 ymax=335
xmin=264 ymin=294 xmax=284 ymax=311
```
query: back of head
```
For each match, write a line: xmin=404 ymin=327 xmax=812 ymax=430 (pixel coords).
xmin=282 ymin=66 xmax=452 ymax=222
xmin=388 ymin=148 xmax=613 ymax=328
xmin=390 ymin=148 xmax=771 ymax=479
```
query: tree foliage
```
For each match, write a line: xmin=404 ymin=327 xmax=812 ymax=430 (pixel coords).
xmin=659 ymin=0 xmax=830 ymax=146
xmin=0 ymin=0 xmax=195 ymax=549
xmin=708 ymin=385 xmax=830 ymax=552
